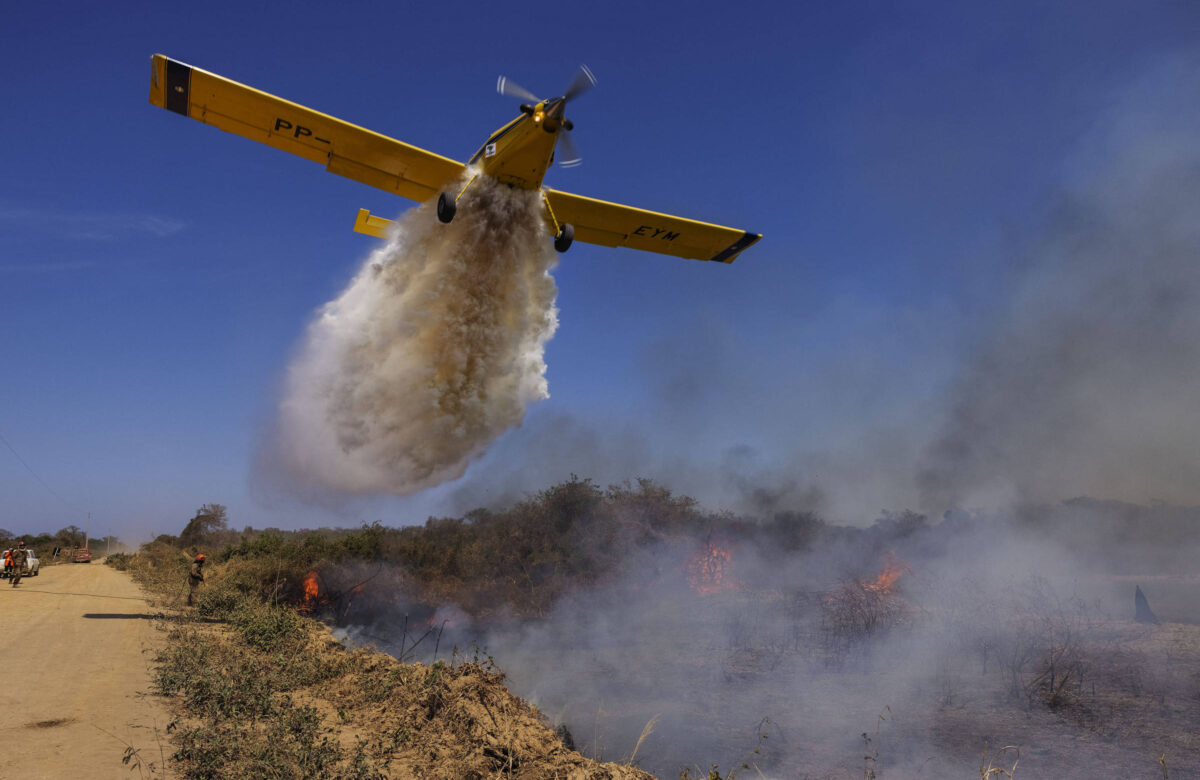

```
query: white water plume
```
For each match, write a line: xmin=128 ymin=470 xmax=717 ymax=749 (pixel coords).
xmin=272 ymin=173 xmax=559 ymax=495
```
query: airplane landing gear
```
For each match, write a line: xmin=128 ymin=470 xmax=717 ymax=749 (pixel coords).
xmin=437 ymin=192 xmax=457 ymax=223
xmin=554 ymin=223 xmax=574 ymax=253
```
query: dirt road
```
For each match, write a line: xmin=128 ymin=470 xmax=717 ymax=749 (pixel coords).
xmin=0 ymin=561 xmax=173 ymax=779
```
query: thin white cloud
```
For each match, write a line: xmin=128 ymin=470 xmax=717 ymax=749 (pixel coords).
xmin=0 ymin=207 xmax=186 ymax=240
xmin=0 ymin=259 xmax=96 ymax=273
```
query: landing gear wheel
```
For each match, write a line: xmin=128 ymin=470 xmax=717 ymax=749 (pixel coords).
xmin=437 ymin=192 xmax=457 ymax=223
xmin=554 ymin=223 xmax=575 ymax=253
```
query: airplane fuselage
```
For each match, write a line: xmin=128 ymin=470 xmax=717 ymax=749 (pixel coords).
xmin=468 ymin=100 xmax=564 ymax=190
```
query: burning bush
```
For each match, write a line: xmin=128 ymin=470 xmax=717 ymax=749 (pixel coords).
xmin=821 ymin=556 xmax=911 ymax=648
xmin=687 ymin=538 xmax=739 ymax=595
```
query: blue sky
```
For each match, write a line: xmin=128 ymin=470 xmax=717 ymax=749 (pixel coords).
xmin=3 ymin=1 xmax=1198 ymax=540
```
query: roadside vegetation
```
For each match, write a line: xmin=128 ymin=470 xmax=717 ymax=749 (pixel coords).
xmin=110 ymin=499 xmax=659 ymax=779
xmin=0 ymin=523 xmax=125 ymax=567
xmin=102 ymin=481 xmax=1200 ymax=778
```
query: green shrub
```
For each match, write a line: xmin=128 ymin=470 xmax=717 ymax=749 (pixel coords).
xmin=153 ymin=628 xmax=278 ymax=721
xmin=232 ymin=603 xmax=306 ymax=653
xmin=193 ymin=586 xmax=242 ymax=619
xmin=171 ymin=698 xmax=348 ymax=780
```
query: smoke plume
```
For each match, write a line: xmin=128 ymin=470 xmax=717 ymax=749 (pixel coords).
xmin=919 ymin=56 xmax=1200 ymax=510
xmin=270 ymin=173 xmax=558 ymax=494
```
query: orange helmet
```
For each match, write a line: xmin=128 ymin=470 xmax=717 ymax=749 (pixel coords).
xmin=195 ymin=553 xmax=206 ymax=562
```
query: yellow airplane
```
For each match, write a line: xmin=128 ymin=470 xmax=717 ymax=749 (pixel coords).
xmin=147 ymin=55 xmax=761 ymax=263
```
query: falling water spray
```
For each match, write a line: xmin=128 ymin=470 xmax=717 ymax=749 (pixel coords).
xmin=272 ymin=172 xmax=559 ymax=494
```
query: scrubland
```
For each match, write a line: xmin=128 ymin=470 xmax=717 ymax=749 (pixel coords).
xmin=113 ymin=481 xmax=1200 ymax=778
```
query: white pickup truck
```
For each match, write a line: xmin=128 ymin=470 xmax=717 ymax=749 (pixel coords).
xmin=2 ymin=549 xmax=40 ymax=578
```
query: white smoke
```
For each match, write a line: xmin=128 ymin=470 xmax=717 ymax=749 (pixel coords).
xmin=271 ymin=172 xmax=559 ymax=495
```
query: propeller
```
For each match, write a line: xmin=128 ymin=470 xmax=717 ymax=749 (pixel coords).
xmin=495 ymin=65 xmax=596 ymax=167
xmin=563 ymin=64 xmax=597 ymax=102
xmin=496 ymin=75 xmax=539 ymax=103
xmin=557 ymin=128 xmax=583 ymax=168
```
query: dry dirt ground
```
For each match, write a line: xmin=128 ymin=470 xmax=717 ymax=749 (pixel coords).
xmin=0 ymin=561 xmax=173 ymax=779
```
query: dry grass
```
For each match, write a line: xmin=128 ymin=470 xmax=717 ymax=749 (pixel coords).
xmin=626 ymin=715 xmax=659 ymax=766
xmin=979 ymin=744 xmax=1019 ymax=778
xmin=117 ymin=549 xmax=654 ymax=779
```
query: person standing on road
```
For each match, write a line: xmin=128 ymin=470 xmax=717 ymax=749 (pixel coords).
xmin=186 ymin=553 xmax=206 ymax=606
xmin=10 ymin=541 xmax=28 ymax=587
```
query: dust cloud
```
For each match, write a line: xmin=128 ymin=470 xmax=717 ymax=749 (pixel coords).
xmin=269 ymin=172 xmax=558 ymax=495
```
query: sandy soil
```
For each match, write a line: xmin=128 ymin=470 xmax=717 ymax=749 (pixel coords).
xmin=0 ymin=561 xmax=173 ymax=779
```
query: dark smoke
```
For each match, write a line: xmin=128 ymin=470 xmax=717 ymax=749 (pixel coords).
xmin=920 ymin=56 xmax=1200 ymax=510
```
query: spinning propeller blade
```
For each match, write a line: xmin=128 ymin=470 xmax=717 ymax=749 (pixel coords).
xmin=496 ymin=75 xmax=539 ymax=103
xmin=563 ymin=64 xmax=597 ymax=102
xmin=558 ymin=129 xmax=583 ymax=168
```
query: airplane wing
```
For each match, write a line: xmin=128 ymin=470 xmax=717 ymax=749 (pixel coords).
xmin=544 ymin=189 xmax=761 ymax=264
xmin=352 ymin=190 xmax=762 ymax=263
xmin=148 ymin=54 xmax=464 ymax=202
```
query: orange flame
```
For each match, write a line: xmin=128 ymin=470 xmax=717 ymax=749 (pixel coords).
xmin=302 ymin=570 xmax=320 ymax=609
xmin=687 ymin=541 xmax=736 ymax=595
xmin=863 ymin=553 xmax=910 ymax=594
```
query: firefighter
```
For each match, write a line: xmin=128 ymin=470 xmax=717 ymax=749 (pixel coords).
xmin=186 ymin=553 xmax=206 ymax=606
xmin=10 ymin=541 xmax=28 ymax=587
